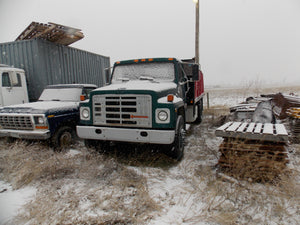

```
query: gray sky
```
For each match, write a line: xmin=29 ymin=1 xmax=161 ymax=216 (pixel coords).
xmin=0 ymin=0 xmax=299 ymax=86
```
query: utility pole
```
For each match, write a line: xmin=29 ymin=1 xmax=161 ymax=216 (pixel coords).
xmin=193 ymin=0 xmax=199 ymax=64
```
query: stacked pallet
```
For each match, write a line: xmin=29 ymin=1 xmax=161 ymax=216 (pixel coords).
xmin=215 ymin=122 xmax=289 ymax=182
xmin=287 ymin=107 xmax=300 ymax=142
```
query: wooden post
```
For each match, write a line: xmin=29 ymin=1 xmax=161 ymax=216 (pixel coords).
xmin=206 ymin=92 xmax=210 ymax=109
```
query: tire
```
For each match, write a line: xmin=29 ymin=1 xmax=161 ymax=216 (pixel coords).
xmin=168 ymin=115 xmax=185 ymax=161
xmin=193 ymin=100 xmax=203 ymax=124
xmin=51 ymin=126 xmax=75 ymax=150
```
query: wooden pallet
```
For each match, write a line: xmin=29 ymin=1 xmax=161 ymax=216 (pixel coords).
xmin=15 ymin=22 xmax=84 ymax=46
xmin=217 ymin=139 xmax=288 ymax=181
xmin=215 ymin=122 xmax=288 ymax=142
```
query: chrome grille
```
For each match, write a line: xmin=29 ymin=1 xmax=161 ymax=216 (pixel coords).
xmin=93 ymin=94 xmax=152 ymax=127
xmin=0 ymin=115 xmax=34 ymax=130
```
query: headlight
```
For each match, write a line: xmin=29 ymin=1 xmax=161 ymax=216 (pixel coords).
xmin=80 ymin=107 xmax=90 ymax=120
xmin=82 ymin=109 xmax=89 ymax=118
xmin=34 ymin=115 xmax=47 ymax=125
xmin=38 ymin=117 xmax=44 ymax=124
xmin=158 ymin=110 xmax=168 ymax=121
xmin=155 ymin=108 xmax=170 ymax=124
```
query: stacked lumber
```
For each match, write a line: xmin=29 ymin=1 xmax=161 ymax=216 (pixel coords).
xmin=287 ymin=107 xmax=300 ymax=142
xmin=215 ymin=122 xmax=289 ymax=182
xmin=272 ymin=93 xmax=300 ymax=119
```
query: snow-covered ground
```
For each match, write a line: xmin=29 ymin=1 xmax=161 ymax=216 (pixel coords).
xmin=0 ymin=86 xmax=299 ymax=225
xmin=0 ymin=181 xmax=36 ymax=225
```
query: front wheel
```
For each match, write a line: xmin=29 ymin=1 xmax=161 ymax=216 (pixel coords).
xmin=51 ymin=126 xmax=75 ymax=150
xmin=168 ymin=115 xmax=185 ymax=161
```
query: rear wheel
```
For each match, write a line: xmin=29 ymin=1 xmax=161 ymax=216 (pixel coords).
xmin=168 ymin=115 xmax=185 ymax=161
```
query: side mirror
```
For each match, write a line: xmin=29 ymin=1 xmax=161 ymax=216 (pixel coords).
xmin=105 ymin=68 xmax=111 ymax=85
xmin=192 ymin=64 xmax=199 ymax=80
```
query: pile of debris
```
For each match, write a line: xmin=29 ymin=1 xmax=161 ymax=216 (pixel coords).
xmin=272 ymin=93 xmax=300 ymax=143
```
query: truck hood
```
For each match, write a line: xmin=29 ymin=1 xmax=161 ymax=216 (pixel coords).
xmin=96 ymin=81 xmax=177 ymax=92
xmin=0 ymin=101 xmax=79 ymax=114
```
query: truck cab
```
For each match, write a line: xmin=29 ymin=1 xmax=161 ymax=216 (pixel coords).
xmin=0 ymin=64 xmax=29 ymax=107
xmin=77 ymin=58 xmax=204 ymax=160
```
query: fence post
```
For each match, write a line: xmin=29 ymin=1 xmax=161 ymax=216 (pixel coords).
xmin=206 ymin=92 xmax=210 ymax=109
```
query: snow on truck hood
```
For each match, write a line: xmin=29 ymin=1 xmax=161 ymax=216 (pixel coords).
xmin=0 ymin=101 xmax=79 ymax=114
xmin=96 ymin=81 xmax=177 ymax=92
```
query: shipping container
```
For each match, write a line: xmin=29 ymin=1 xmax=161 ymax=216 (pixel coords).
xmin=0 ymin=39 xmax=110 ymax=101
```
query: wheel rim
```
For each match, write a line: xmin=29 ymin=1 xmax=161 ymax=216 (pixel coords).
xmin=60 ymin=131 xmax=72 ymax=147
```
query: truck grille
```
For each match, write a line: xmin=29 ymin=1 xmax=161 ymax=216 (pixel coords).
xmin=0 ymin=115 xmax=34 ymax=130
xmin=93 ymin=94 xmax=152 ymax=127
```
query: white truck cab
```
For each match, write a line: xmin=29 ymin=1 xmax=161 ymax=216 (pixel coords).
xmin=0 ymin=64 xmax=29 ymax=107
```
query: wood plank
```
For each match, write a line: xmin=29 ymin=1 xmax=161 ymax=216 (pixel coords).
xmin=246 ymin=122 xmax=256 ymax=133
xmin=263 ymin=123 xmax=274 ymax=135
xmin=237 ymin=122 xmax=248 ymax=132
xmin=226 ymin=122 xmax=242 ymax=132
xmin=275 ymin=124 xmax=288 ymax=135
xmin=254 ymin=123 xmax=263 ymax=133
xmin=216 ymin=122 xmax=233 ymax=132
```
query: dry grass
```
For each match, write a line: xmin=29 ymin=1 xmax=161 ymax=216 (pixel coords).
xmin=0 ymin=139 xmax=159 ymax=224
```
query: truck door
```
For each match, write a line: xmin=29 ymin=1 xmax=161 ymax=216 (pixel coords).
xmin=0 ymin=71 xmax=29 ymax=106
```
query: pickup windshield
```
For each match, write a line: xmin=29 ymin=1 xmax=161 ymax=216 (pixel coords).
xmin=112 ymin=62 xmax=175 ymax=83
xmin=39 ymin=88 xmax=82 ymax=102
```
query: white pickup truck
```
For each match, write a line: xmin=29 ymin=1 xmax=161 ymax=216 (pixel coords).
xmin=0 ymin=64 xmax=29 ymax=107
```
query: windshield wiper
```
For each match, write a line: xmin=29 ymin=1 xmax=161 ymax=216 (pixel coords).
xmin=139 ymin=76 xmax=159 ymax=83
xmin=117 ymin=77 xmax=130 ymax=82
xmin=139 ymin=76 xmax=154 ymax=81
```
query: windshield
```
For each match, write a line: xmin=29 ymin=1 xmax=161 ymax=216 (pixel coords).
xmin=39 ymin=88 xmax=82 ymax=101
xmin=112 ymin=62 xmax=175 ymax=82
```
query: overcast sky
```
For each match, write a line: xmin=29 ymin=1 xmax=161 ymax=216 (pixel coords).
xmin=0 ymin=0 xmax=299 ymax=86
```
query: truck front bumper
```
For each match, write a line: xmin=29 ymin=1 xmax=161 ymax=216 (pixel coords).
xmin=77 ymin=125 xmax=175 ymax=144
xmin=0 ymin=129 xmax=51 ymax=140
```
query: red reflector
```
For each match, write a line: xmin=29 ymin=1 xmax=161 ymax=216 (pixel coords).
xmin=134 ymin=59 xmax=139 ymax=62
xmin=148 ymin=58 xmax=153 ymax=61
xmin=36 ymin=126 xmax=48 ymax=129
xmin=80 ymin=95 xmax=85 ymax=101
xmin=168 ymin=58 xmax=174 ymax=61
xmin=141 ymin=59 xmax=146 ymax=62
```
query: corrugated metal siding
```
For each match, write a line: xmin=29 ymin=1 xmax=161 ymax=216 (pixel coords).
xmin=0 ymin=39 xmax=110 ymax=101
